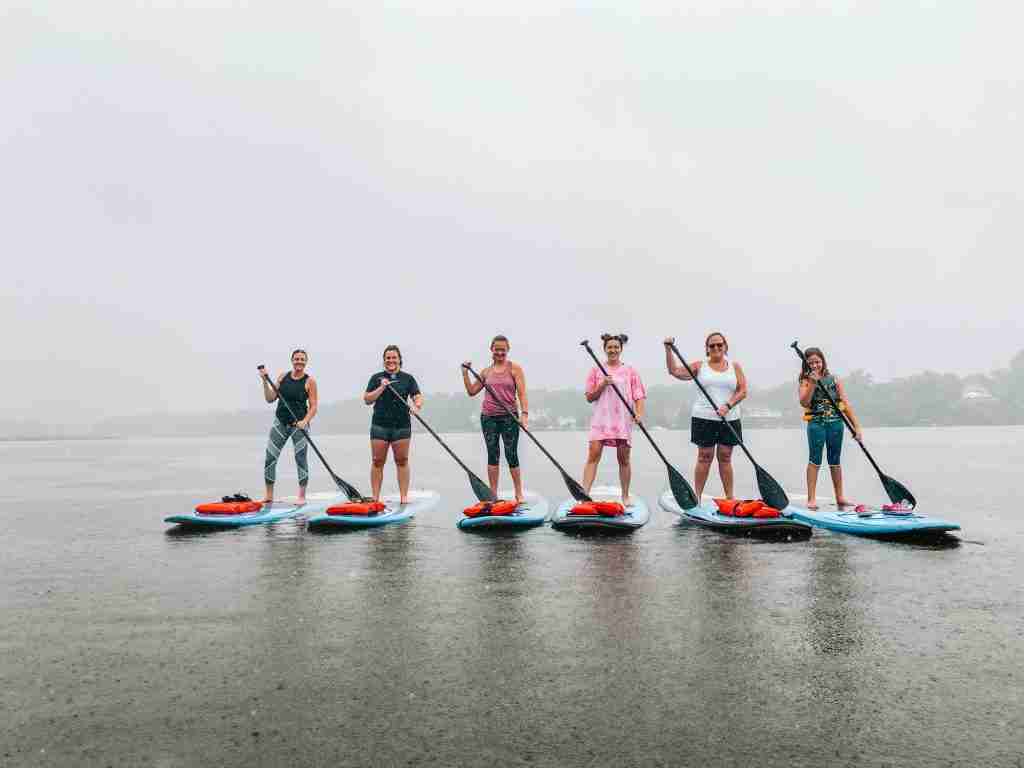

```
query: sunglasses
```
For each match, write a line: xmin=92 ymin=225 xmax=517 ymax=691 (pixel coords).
xmin=707 ymin=342 xmax=725 ymax=349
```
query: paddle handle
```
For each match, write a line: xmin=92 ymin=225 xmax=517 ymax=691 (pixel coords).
xmin=464 ymin=364 xmax=587 ymax=495
xmin=581 ymin=340 xmax=672 ymax=468
xmin=666 ymin=342 xmax=756 ymax=467
xmin=789 ymin=342 xmax=883 ymax=477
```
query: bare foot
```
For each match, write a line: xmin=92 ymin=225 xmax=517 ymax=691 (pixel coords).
xmin=260 ymin=498 xmax=273 ymax=504
xmin=399 ymin=498 xmax=409 ymax=505
xmin=836 ymin=498 xmax=851 ymax=507
xmin=622 ymin=496 xmax=633 ymax=507
xmin=806 ymin=499 xmax=819 ymax=510
xmin=515 ymin=497 xmax=525 ymax=505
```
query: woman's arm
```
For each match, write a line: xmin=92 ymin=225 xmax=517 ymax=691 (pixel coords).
xmin=798 ymin=377 xmax=815 ymax=408
xmin=836 ymin=378 xmax=863 ymax=440
xmin=512 ymin=364 xmax=529 ymax=427
xmin=262 ymin=372 xmax=282 ymax=404
xmin=723 ymin=362 xmax=748 ymax=414
xmin=364 ymin=374 xmax=390 ymax=405
xmin=585 ymin=369 xmax=607 ymax=402
xmin=634 ymin=397 xmax=646 ymax=422
xmin=663 ymin=339 xmax=694 ymax=380
xmin=412 ymin=393 xmax=424 ymax=412
xmin=462 ymin=364 xmax=485 ymax=396
xmin=297 ymin=378 xmax=318 ymax=428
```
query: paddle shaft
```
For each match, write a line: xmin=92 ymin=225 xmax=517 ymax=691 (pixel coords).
xmin=465 ymin=364 xmax=588 ymax=497
xmin=667 ymin=343 xmax=759 ymax=466
xmin=382 ymin=380 xmax=490 ymax=488
xmin=790 ymin=343 xmax=884 ymax=477
xmin=260 ymin=369 xmax=360 ymax=498
xmin=581 ymin=342 xmax=674 ymax=468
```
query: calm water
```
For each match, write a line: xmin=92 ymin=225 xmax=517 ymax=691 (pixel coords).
xmin=2 ymin=427 xmax=1022 ymax=767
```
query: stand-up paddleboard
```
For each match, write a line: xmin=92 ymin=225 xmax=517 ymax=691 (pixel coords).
xmin=457 ymin=489 xmax=549 ymax=530
xmin=551 ymin=485 xmax=650 ymax=533
xmin=786 ymin=495 xmax=960 ymax=537
xmin=659 ymin=491 xmax=812 ymax=537
xmin=307 ymin=489 xmax=439 ymax=529
xmin=165 ymin=496 xmax=336 ymax=528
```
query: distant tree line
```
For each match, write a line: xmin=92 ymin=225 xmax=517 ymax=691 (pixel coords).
xmin=3 ymin=350 xmax=1023 ymax=440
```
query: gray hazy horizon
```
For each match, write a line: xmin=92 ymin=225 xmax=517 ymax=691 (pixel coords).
xmin=3 ymin=3 xmax=1018 ymax=426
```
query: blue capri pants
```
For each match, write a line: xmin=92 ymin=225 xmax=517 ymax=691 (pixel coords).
xmin=807 ymin=418 xmax=844 ymax=467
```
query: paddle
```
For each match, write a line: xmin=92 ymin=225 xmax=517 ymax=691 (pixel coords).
xmin=258 ymin=366 xmax=367 ymax=502
xmin=463 ymin=363 xmax=591 ymax=503
xmin=666 ymin=341 xmax=789 ymax=510
xmin=381 ymin=379 xmax=497 ymax=503
xmin=581 ymin=340 xmax=698 ymax=510
xmin=790 ymin=342 xmax=916 ymax=508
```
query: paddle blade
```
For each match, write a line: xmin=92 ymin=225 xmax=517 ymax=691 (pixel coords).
xmin=881 ymin=473 xmax=916 ymax=509
xmin=563 ymin=472 xmax=592 ymax=503
xmin=754 ymin=463 xmax=789 ymax=511
xmin=667 ymin=463 xmax=698 ymax=510
xmin=332 ymin=473 xmax=365 ymax=503
xmin=469 ymin=471 xmax=498 ymax=502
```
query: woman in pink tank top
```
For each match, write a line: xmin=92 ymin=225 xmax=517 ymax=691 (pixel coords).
xmin=461 ymin=335 xmax=529 ymax=503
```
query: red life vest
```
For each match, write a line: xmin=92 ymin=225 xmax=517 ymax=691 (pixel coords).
xmin=713 ymin=498 xmax=781 ymax=518
xmin=326 ymin=501 xmax=386 ymax=516
xmin=195 ymin=501 xmax=263 ymax=515
xmin=568 ymin=501 xmax=626 ymax=517
xmin=464 ymin=500 xmax=518 ymax=518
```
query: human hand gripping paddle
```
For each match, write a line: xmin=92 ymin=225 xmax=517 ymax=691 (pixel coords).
xmin=380 ymin=378 xmax=497 ymax=503
xmin=463 ymin=363 xmax=591 ymax=503
xmin=258 ymin=365 xmax=368 ymax=502
xmin=580 ymin=340 xmax=699 ymax=510
xmin=666 ymin=341 xmax=789 ymax=511
xmin=790 ymin=342 xmax=916 ymax=508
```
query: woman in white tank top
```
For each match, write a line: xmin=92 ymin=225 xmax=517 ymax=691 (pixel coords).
xmin=664 ymin=331 xmax=748 ymax=500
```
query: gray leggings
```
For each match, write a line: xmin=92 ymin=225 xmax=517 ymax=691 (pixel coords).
xmin=264 ymin=418 xmax=309 ymax=487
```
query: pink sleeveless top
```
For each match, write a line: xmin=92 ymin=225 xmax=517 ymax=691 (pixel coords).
xmin=482 ymin=367 xmax=518 ymax=416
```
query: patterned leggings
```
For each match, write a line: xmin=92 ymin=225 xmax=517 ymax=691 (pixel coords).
xmin=264 ymin=418 xmax=309 ymax=486
xmin=481 ymin=414 xmax=520 ymax=469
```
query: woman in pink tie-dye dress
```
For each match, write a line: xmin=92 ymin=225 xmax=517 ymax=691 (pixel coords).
xmin=582 ymin=334 xmax=647 ymax=506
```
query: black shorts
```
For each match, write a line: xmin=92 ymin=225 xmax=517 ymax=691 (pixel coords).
xmin=690 ymin=417 xmax=742 ymax=448
xmin=371 ymin=424 xmax=412 ymax=443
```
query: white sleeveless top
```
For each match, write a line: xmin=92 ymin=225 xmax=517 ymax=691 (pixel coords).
xmin=691 ymin=358 xmax=741 ymax=421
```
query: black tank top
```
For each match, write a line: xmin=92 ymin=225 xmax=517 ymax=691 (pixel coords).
xmin=275 ymin=373 xmax=309 ymax=423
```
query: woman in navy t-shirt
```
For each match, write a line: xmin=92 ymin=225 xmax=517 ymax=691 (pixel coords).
xmin=364 ymin=345 xmax=423 ymax=503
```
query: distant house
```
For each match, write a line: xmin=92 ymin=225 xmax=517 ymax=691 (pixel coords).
xmin=557 ymin=416 xmax=578 ymax=429
xmin=962 ymin=385 xmax=996 ymax=401
xmin=744 ymin=407 xmax=783 ymax=420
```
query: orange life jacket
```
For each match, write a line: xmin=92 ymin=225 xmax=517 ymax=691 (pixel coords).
xmin=195 ymin=501 xmax=263 ymax=515
xmin=463 ymin=500 xmax=518 ymax=518
xmin=568 ymin=500 xmax=625 ymax=517
xmin=326 ymin=501 xmax=386 ymax=516
xmin=712 ymin=498 xmax=781 ymax=519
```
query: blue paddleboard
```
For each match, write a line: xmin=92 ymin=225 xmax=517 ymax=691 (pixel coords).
xmin=306 ymin=490 xmax=439 ymax=529
xmin=659 ymin=491 xmax=812 ymax=537
xmin=551 ymin=485 xmax=650 ymax=533
xmin=457 ymin=490 xmax=549 ymax=530
xmin=164 ymin=496 xmax=335 ymax=528
xmin=786 ymin=496 xmax=960 ymax=537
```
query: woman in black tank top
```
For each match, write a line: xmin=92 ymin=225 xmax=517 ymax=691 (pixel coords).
xmin=259 ymin=349 xmax=319 ymax=503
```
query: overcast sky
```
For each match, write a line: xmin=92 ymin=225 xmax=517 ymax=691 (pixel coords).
xmin=3 ymin=2 xmax=1019 ymax=424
